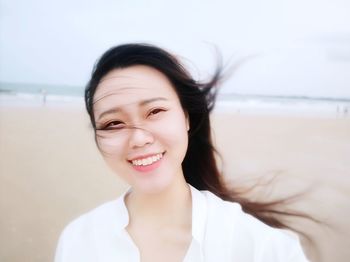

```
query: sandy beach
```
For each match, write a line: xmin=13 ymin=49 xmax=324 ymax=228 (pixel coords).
xmin=1 ymin=101 xmax=349 ymax=262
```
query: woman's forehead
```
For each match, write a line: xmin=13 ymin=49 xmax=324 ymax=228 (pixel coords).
xmin=92 ymin=65 xmax=179 ymax=116
xmin=94 ymin=65 xmax=175 ymax=103
xmin=98 ymin=65 xmax=170 ymax=89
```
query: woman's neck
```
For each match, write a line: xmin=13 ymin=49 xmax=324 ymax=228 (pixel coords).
xmin=125 ymin=179 xmax=192 ymax=228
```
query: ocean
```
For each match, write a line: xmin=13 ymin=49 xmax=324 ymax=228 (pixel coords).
xmin=1 ymin=82 xmax=349 ymax=117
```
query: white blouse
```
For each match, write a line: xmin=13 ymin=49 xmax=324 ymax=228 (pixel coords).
xmin=55 ymin=185 xmax=309 ymax=261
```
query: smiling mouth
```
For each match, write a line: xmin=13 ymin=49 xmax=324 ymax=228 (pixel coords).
xmin=129 ymin=152 xmax=165 ymax=166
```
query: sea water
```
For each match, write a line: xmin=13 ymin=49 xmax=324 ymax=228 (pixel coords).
xmin=214 ymin=93 xmax=350 ymax=117
xmin=1 ymin=82 xmax=349 ymax=117
xmin=0 ymin=82 xmax=84 ymax=107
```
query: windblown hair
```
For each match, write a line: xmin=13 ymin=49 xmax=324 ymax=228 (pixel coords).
xmin=85 ymin=43 xmax=311 ymax=231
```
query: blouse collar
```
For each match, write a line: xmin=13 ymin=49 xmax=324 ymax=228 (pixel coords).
xmin=114 ymin=184 xmax=208 ymax=247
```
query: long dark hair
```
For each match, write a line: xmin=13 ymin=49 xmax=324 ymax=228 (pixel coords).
xmin=85 ymin=43 xmax=313 ymax=231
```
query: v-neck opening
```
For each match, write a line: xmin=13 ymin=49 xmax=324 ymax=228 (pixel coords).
xmin=118 ymin=184 xmax=206 ymax=261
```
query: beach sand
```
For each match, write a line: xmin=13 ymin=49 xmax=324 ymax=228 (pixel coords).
xmin=0 ymin=104 xmax=349 ymax=262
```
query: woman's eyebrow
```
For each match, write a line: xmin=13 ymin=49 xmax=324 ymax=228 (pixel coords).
xmin=139 ymin=97 xmax=168 ymax=106
xmin=96 ymin=97 xmax=168 ymax=120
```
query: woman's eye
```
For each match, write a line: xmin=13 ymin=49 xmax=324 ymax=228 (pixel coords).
xmin=104 ymin=121 xmax=125 ymax=130
xmin=148 ymin=108 xmax=165 ymax=116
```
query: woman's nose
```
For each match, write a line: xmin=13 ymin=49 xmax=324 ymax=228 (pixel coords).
xmin=128 ymin=127 xmax=154 ymax=148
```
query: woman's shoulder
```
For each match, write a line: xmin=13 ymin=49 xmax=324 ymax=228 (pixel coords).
xmin=200 ymin=190 xmax=309 ymax=261
xmin=55 ymin=198 xmax=126 ymax=262
xmin=201 ymin=189 xmax=290 ymax=234
xmin=55 ymin=198 xmax=124 ymax=259
xmin=60 ymin=199 xmax=120 ymax=236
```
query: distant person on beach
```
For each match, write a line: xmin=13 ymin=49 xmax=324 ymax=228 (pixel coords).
xmin=55 ymin=44 xmax=309 ymax=261
xmin=40 ymin=88 xmax=47 ymax=105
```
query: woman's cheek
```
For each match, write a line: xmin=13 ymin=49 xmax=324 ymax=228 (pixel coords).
xmin=157 ymin=117 xmax=188 ymax=140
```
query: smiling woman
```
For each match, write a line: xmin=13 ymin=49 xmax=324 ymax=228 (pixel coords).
xmin=92 ymin=65 xmax=190 ymax=194
xmin=55 ymin=44 xmax=310 ymax=262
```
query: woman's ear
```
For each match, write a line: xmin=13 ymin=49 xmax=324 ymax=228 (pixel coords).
xmin=185 ymin=112 xmax=190 ymax=131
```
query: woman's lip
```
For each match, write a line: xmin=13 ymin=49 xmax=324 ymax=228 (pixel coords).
xmin=127 ymin=151 xmax=165 ymax=162
xmin=131 ymin=154 xmax=164 ymax=173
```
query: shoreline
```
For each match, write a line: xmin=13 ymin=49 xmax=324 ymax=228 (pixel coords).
xmin=1 ymin=93 xmax=349 ymax=118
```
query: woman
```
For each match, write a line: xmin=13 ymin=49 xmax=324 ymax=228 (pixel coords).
xmin=55 ymin=43 xmax=309 ymax=261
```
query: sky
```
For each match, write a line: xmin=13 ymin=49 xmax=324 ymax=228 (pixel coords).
xmin=0 ymin=0 xmax=349 ymax=98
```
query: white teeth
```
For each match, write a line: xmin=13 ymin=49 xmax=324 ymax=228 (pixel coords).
xmin=131 ymin=153 xmax=163 ymax=166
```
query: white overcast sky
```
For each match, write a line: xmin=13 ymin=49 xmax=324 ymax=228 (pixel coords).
xmin=0 ymin=0 xmax=349 ymax=98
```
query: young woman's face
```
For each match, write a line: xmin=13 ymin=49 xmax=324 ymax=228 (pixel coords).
xmin=93 ymin=65 xmax=189 ymax=194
